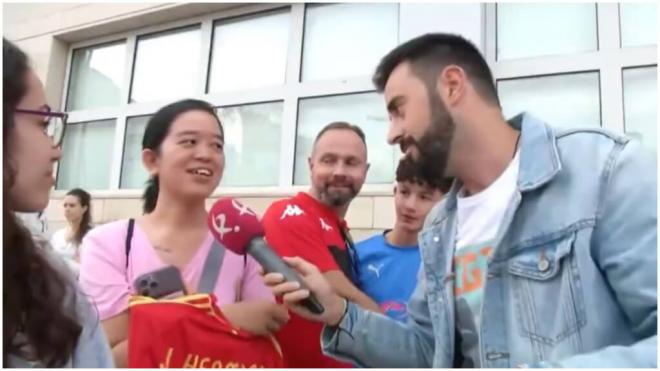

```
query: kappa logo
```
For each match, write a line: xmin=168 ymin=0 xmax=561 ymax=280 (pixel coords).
xmin=319 ymin=218 xmax=333 ymax=231
xmin=280 ymin=204 xmax=304 ymax=220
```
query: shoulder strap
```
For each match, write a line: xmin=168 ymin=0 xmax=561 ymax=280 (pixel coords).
xmin=197 ymin=240 xmax=225 ymax=294
xmin=338 ymin=226 xmax=360 ymax=282
xmin=125 ymin=218 xmax=135 ymax=269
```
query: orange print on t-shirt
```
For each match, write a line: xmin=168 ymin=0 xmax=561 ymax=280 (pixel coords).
xmin=454 ymin=246 xmax=493 ymax=297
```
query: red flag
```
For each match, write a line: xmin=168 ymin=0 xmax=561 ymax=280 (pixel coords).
xmin=128 ymin=294 xmax=283 ymax=368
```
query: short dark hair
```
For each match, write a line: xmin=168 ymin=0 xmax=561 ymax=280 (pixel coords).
xmin=373 ymin=33 xmax=499 ymax=107
xmin=313 ymin=121 xmax=367 ymax=147
xmin=396 ymin=156 xmax=453 ymax=194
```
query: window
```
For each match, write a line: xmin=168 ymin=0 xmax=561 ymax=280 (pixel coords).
xmin=208 ymin=9 xmax=290 ymax=93
xmin=294 ymin=92 xmax=394 ymax=185
xmin=496 ymin=3 xmax=598 ymax=60
xmin=63 ymin=4 xmax=407 ymax=192
xmin=301 ymin=3 xmax=398 ymax=81
xmin=623 ymin=66 xmax=657 ymax=151
xmin=498 ymin=72 xmax=601 ymax=128
xmin=130 ymin=26 xmax=202 ymax=103
xmin=120 ymin=115 xmax=151 ymax=189
xmin=57 ymin=120 xmax=116 ymax=190
xmin=120 ymin=103 xmax=285 ymax=189
xmin=217 ymin=102 xmax=284 ymax=186
xmin=620 ymin=3 xmax=658 ymax=47
xmin=63 ymin=3 xmax=654 ymax=192
xmin=66 ymin=41 xmax=126 ymax=111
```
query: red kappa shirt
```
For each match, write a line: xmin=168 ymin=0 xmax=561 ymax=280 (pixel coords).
xmin=262 ymin=192 xmax=354 ymax=368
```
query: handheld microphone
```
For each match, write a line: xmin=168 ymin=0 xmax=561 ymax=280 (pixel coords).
xmin=207 ymin=197 xmax=325 ymax=315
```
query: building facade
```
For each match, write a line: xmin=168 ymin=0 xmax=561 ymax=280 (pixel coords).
xmin=3 ymin=2 xmax=657 ymax=238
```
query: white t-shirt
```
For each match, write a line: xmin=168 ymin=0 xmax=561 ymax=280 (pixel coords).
xmin=50 ymin=227 xmax=81 ymax=275
xmin=454 ymin=150 xmax=520 ymax=367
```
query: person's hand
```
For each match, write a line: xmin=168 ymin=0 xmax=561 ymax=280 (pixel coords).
xmin=221 ymin=300 xmax=290 ymax=336
xmin=262 ymin=256 xmax=347 ymax=326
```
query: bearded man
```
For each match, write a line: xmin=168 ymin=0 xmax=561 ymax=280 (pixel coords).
xmin=264 ymin=33 xmax=657 ymax=368
xmin=262 ymin=121 xmax=381 ymax=368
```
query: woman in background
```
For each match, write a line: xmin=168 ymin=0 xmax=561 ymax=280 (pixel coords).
xmin=50 ymin=188 xmax=93 ymax=276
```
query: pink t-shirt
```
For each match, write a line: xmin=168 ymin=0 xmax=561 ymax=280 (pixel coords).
xmin=79 ymin=219 xmax=273 ymax=320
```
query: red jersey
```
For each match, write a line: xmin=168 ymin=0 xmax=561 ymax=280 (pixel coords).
xmin=262 ymin=192 xmax=354 ymax=368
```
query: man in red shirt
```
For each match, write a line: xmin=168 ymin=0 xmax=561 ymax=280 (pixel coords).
xmin=262 ymin=121 xmax=381 ymax=368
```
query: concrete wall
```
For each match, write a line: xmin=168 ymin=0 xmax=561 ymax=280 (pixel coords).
xmin=44 ymin=194 xmax=396 ymax=242
xmin=4 ymin=2 xmax=483 ymax=242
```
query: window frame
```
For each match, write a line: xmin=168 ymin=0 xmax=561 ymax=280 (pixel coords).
xmin=496 ymin=70 xmax=603 ymax=129
xmin=57 ymin=2 xmax=398 ymax=198
xmin=495 ymin=3 xmax=600 ymax=62
xmin=484 ymin=3 xmax=656 ymax=134
xmin=293 ymin=90 xmax=396 ymax=186
xmin=55 ymin=118 xmax=118 ymax=191
xmin=55 ymin=3 xmax=656 ymax=199
xmin=621 ymin=65 xmax=658 ymax=148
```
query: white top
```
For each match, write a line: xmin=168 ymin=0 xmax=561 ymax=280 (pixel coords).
xmin=453 ymin=149 xmax=520 ymax=367
xmin=456 ymin=150 xmax=521 ymax=249
xmin=50 ymin=227 xmax=81 ymax=276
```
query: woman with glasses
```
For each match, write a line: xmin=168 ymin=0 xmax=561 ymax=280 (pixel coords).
xmin=3 ymin=38 xmax=113 ymax=367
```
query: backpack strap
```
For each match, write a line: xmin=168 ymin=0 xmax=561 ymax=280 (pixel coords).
xmin=197 ymin=240 xmax=225 ymax=294
xmin=125 ymin=218 xmax=135 ymax=269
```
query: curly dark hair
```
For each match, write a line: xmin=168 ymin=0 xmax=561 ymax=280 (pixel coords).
xmin=396 ymin=155 xmax=453 ymax=194
xmin=3 ymin=38 xmax=82 ymax=367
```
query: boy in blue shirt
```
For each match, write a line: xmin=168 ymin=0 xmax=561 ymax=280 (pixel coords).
xmin=356 ymin=157 xmax=452 ymax=322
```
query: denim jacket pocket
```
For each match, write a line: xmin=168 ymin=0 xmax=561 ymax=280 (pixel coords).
xmin=507 ymin=233 xmax=587 ymax=348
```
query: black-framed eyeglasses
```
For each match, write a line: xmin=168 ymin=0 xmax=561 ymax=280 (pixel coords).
xmin=14 ymin=108 xmax=68 ymax=146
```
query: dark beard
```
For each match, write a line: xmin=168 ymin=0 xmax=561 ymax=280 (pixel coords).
xmin=401 ymin=97 xmax=455 ymax=185
xmin=319 ymin=184 xmax=358 ymax=207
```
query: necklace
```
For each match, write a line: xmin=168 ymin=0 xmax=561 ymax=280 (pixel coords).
xmin=154 ymin=245 xmax=172 ymax=253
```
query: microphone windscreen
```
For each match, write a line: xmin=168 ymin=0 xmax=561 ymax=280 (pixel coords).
xmin=207 ymin=198 xmax=263 ymax=255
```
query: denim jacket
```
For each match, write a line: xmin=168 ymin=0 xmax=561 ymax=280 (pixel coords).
xmin=321 ymin=113 xmax=657 ymax=368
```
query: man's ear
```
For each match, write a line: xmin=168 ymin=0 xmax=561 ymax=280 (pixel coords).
xmin=438 ymin=64 xmax=467 ymax=107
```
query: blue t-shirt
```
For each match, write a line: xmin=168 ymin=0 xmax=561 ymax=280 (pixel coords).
xmin=355 ymin=231 xmax=421 ymax=322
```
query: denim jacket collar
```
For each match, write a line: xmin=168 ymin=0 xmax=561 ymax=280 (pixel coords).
xmin=429 ymin=112 xmax=562 ymax=226
xmin=511 ymin=112 xmax=562 ymax=192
